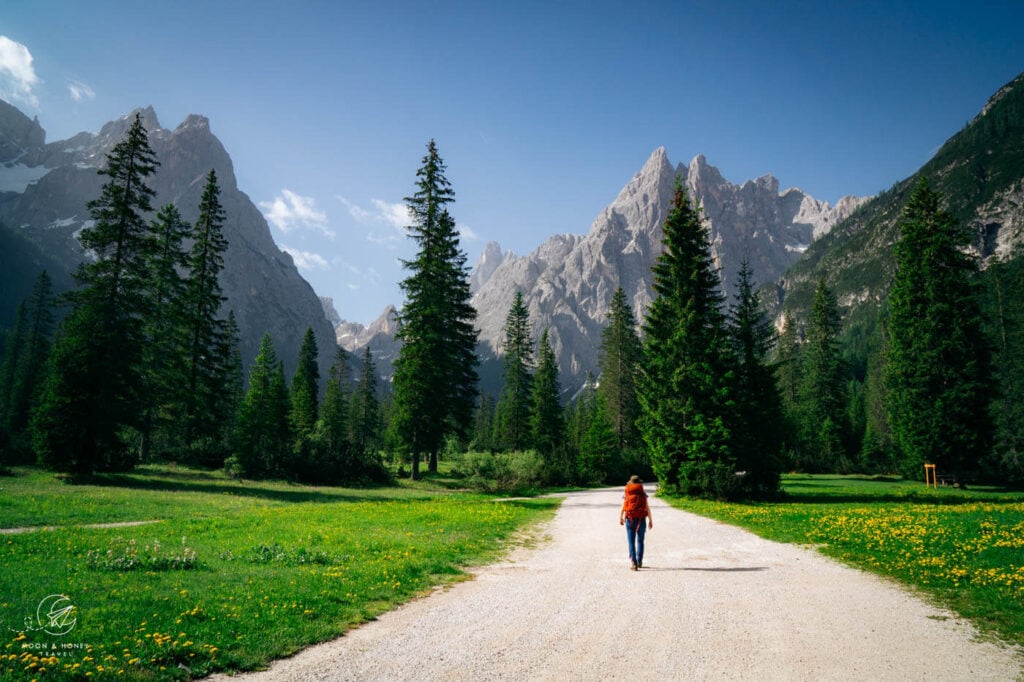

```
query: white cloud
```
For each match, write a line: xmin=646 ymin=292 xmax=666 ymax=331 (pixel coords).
xmin=67 ymin=79 xmax=95 ymax=102
xmin=281 ymin=246 xmax=329 ymax=271
xmin=458 ymin=223 xmax=479 ymax=241
xmin=370 ymin=199 xmax=409 ymax=229
xmin=337 ymin=196 xmax=410 ymax=249
xmin=338 ymin=197 xmax=371 ymax=222
xmin=0 ymin=36 xmax=40 ymax=108
xmin=259 ymin=189 xmax=334 ymax=237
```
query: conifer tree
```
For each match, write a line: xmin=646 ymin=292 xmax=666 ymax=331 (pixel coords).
xmin=885 ymin=179 xmax=993 ymax=479
xmin=471 ymin=394 xmax=496 ymax=452
xmin=1 ymin=271 xmax=55 ymax=462
xmin=391 ymin=140 xmax=479 ymax=478
xmin=598 ymin=286 xmax=642 ymax=453
xmin=984 ymin=258 xmax=1024 ymax=486
xmin=350 ymin=346 xmax=380 ymax=462
xmin=859 ymin=319 xmax=894 ymax=473
xmin=638 ymin=178 xmax=736 ymax=497
xmin=0 ymin=303 xmax=27 ymax=465
xmin=233 ymin=333 xmax=289 ymax=478
xmin=318 ymin=347 xmax=352 ymax=474
xmin=577 ymin=376 xmax=617 ymax=483
xmin=801 ymin=277 xmax=850 ymax=472
xmin=33 ymin=113 xmax=158 ymax=474
xmin=495 ymin=291 xmax=533 ymax=451
xmin=221 ymin=311 xmax=245 ymax=433
xmin=531 ymin=329 xmax=565 ymax=464
xmin=140 ymin=204 xmax=190 ymax=459
xmin=289 ymin=327 xmax=320 ymax=440
xmin=775 ymin=310 xmax=803 ymax=467
xmin=727 ymin=259 xmax=783 ymax=495
xmin=268 ymin=360 xmax=292 ymax=475
xmin=183 ymin=170 xmax=230 ymax=450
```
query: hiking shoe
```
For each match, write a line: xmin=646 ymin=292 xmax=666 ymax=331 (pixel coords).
xmin=630 ymin=561 xmax=638 ymax=571
xmin=637 ymin=560 xmax=642 ymax=569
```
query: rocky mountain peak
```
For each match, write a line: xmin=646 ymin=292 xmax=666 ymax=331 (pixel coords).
xmin=611 ymin=146 xmax=675 ymax=210
xmin=0 ymin=99 xmax=45 ymax=163
xmin=463 ymin=148 xmax=867 ymax=395
xmin=469 ymin=241 xmax=514 ymax=293
xmin=176 ymin=114 xmax=210 ymax=132
xmin=685 ymin=154 xmax=727 ymax=191
xmin=0 ymin=100 xmax=338 ymax=381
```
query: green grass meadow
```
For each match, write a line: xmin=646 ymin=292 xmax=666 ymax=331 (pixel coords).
xmin=4 ymin=468 xmax=1022 ymax=680
xmin=668 ymin=475 xmax=1024 ymax=650
xmin=0 ymin=466 xmax=559 ymax=680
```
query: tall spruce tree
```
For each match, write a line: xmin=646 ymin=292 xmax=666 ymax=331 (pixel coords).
xmin=638 ymin=178 xmax=737 ymax=497
xmin=1 ymin=272 xmax=56 ymax=464
xmin=33 ymin=113 xmax=158 ymax=474
xmin=218 ymin=310 xmax=245 ymax=459
xmin=577 ymin=375 xmax=617 ymax=483
xmin=598 ymin=286 xmax=642 ymax=453
xmin=350 ymin=346 xmax=380 ymax=463
xmin=885 ymin=179 xmax=993 ymax=480
xmin=183 ymin=170 xmax=230 ymax=451
xmin=859 ymin=318 xmax=894 ymax=473
xmin=233 ymin=333 xmax=289 ymax=478
xmin=495 ymin=291 xmax=533 ymax=452
xmin=531 ymin=329 xmax=565 ymax=465
xmin=801 ymin=277 xmax=849 ymax=472
xmin=471 ymin=394 xmax=497 ymax=452
xmin=289 ymin=327 xmax=320 ymax=440
xmin=318 ymin=347 xmax=352 ymax=475
xmin=391 ymin=140 xmax=479 ymax=479
xmin=140 ymin=204 xmax=190 ymax=459
xmin=984 ymin=257 xmax=1024 ymax=486
xmin=775 ymin=310 xmax=803 ymax=467
xmin=728 ymin=258 xmax=783 ymax=496
xmin=0 ymin=303 xmax=27 ymax=465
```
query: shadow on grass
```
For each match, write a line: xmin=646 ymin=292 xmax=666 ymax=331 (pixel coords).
xmin=778 ymin=476 xmax=1023 ymax=506
xmin=72 ymin=472 xmax=393 ymax=506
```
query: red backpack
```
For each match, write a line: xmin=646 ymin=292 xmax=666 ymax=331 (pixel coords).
xmin=623 ymin=483 xmax=648 ymax=519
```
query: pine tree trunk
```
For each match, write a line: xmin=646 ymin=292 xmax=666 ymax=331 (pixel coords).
xmin=410 ymin=451 xmax=420 ymax=480
xmin=429 ymin=450 xmax=438 ymax=473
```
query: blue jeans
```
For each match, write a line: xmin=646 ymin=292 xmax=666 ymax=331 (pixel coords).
xmin=625 ymin=516 xmax=647 ymax=564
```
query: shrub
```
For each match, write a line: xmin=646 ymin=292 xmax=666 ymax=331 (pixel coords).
xmin=453 ymin=450 xmax=546 ymax=493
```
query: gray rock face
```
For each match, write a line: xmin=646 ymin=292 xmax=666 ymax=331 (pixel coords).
xmin=0 ymin=101 xmax=337 ymax=380
xmin=330 ymin=147 xmax=867 ymax=395
xmin=336 ymin=305 xmax=401 ymax=375
xmin=468 ymin=241 xmax=516 ymax=294
xmin=0 ymin=99 xmax=45 ymax=163
xmin=466 ymin=148 xmax=866 ymax=394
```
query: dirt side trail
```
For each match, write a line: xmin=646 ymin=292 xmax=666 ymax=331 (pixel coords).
xmin=214 ymin=486 xmax=1023 ymax=681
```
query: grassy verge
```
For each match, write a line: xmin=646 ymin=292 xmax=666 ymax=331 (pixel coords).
xmin=0 ymin=465 xmax=559 ymax=680
xmin=666 ymin=475 xmax=1024 ymax=649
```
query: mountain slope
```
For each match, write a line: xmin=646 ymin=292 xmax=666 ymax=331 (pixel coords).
xmin=779 ymin=71 xmax=1024 ymax=323
xmin=0 ymin=102 xmax=337 ymax=379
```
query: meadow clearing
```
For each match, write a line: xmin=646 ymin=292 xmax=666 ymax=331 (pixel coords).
xmin=1 ymin=467 xmax=1021 ymax=679
xmin=0 ymin=466 xmax=557 ymax=679
xmin=670 ymin=475 xmax=1024 ymax=650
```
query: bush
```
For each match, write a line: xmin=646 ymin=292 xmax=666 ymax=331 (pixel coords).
xmin=453 ymin=450 xmax=546 ymax=494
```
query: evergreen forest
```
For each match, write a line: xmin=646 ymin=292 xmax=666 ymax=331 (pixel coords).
xmin=2 ymin=115 xmax=1023 ymax=498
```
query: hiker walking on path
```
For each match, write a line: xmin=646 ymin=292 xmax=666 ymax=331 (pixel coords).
xmin=619 ymin=475 xmax=653 ymax=570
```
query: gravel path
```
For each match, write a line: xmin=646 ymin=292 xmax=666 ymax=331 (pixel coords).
xmin=214 ymin=486 xmax=1023 ymax=681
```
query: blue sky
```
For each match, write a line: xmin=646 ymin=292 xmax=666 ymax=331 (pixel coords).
xmin=3 ymin=1 xmax=1023 ymax=324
